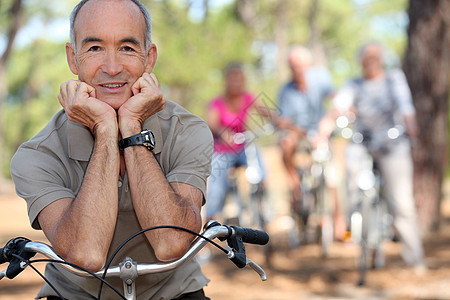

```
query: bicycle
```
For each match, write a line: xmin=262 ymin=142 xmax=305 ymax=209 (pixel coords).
xmin=290 ymin=137 xmax=334 ymax=258
xmin=230 ymin=123 xmax=274 ymax=226
xmin=351 ymin=156 xmax=393 ymax=286
xmin=225 ymin=123 xmax=275 ymax=265
xmin=335 ymin=115 xmax=396 ymax=286
xmin=0 ymin=221 xmax=269 ymax=300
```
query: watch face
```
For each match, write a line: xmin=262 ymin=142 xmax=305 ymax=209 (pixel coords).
xmin=142 ymin=130 xmax=155 ymax=149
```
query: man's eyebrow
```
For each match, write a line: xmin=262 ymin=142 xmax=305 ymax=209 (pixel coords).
xmin=120 ymin=37 xmax=141 ymax=46
xmin=81 ymin=36 xmax=103 ymax=46
xmin=79 ymin=36 xmax=142 ymax=47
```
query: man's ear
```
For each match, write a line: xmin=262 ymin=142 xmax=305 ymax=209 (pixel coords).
xmin=66 ymin=42 xmax=79 ymax=75
xmin=144 ymin=43 xmax=158 ymax=74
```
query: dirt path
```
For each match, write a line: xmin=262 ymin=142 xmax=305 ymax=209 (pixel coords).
xmin=202 ymin=218 xmax=450 ymax=300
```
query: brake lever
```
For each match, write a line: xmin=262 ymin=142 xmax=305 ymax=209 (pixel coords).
xmin=246 ymin=258 xmax=267 ymax=281
xmin=224 ymin=250 xmax=267 ymax=281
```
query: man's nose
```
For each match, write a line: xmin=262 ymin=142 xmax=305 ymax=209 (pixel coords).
xmin=101 ymin=51 xmax=124 ymax=75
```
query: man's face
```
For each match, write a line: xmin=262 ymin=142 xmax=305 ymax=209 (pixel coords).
xmin=289 ymin=54 xmax=308 ymax=88
xmin=361 ymin=45 xmax=383 ymax=79
xmin=67 ymin=0 xmax=155 ymax=109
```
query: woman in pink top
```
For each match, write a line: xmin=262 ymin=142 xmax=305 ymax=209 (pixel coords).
xmin=205 ymin=62 xmax=272 ymax=221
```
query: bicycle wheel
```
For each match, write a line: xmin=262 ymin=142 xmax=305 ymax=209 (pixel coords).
xmin=315 ymin=172 xmax=333 ymax=258
xmin=250 ymin=182 xmax=273 ymax=266
xmin=356 ymin=174 xmax=385 ymax=285
xmin=250 ymin=182 xmax=267 ymax=229
xmin=289 ymin=168 xmax=303 ymax=240
xmin=370 ymin=195 xmax=387 ymax=269
xmin=223 ymin=173 xmax=244 ymax=226
xmin=295 ymin=168 xmax=315 ymax=245
xmin=320 ymin=213 xmax=333 ymax=258
xmin=357 ymin=199 xmax=370 ymax=286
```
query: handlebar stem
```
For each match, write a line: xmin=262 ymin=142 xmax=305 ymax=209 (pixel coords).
xmin=119 ymin=257 xmax=138 ymax=300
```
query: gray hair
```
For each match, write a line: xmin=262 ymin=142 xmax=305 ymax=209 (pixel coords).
xmin=357 ymin=41 xmax=387 ymax=64
xmin=69 ymin=0 xmax=152 ymax=53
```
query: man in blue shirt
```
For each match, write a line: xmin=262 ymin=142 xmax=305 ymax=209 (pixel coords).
xmin=277 ymin=46 xmax=333 ymax=209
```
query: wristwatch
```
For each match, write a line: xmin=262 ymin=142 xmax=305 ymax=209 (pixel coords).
xmin=118 ymin=129 xmax=155 ymax=151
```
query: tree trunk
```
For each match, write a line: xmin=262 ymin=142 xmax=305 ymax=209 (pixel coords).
xmin=403 ymin=0 xmax=450 ymax=232
xmin=0 ymin=0 xmax=23 ymax=181
xmin=307 ymin=0 xmax=327 ymax=66
xmin=274 ymin=1 xmax=289 ymax=84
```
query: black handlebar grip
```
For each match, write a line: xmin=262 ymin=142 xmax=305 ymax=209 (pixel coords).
xmin=0 ymin=247 xmax=6 ymax=264
xmin=231 ymin=226 xmax=269 ymax=245
xmin=4 ymin=237 xmax=35 ymax=279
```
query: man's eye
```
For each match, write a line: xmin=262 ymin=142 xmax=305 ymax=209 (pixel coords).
xmin=122 ymin=46 xmax=135 ymax=52
xmin=88 ymin=46 xmax=101 ymax=52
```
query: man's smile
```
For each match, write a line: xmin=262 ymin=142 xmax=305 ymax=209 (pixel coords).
xmin=101 ymin=83 xmax=126 ymax=88
xmin=100 ymin=83 xmax=126 ymax=89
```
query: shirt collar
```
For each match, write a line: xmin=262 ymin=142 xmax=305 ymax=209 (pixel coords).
xmin=68 ymin=115 xmax=163 ymax=161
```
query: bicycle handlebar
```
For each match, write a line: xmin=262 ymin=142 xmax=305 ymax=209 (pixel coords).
xmin=231 ymin=225 xmax=269 ymax=245
xmin=0 ymin=222 xmax=269 ymax=281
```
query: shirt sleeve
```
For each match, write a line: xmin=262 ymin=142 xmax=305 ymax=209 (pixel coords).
xmin=319 ymin=67 xmax=334 ymax=99
xmin=208 ymin=98 xmax=220 ymax=110
xmin=332 ymin=81 xmax=357 ymax=114
xmin=388 ymin=69 xmax=416 ymax=116
xmin=165 ymin=121 xmax=213 ymax=204
xmin=10 ymin=145 xmax=79 ymax=230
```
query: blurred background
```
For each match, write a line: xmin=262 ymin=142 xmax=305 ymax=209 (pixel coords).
xmin=0 ymin=0 xmax=415 ymax=166
xmin=0 ymin=0 xmax=449 ymax=299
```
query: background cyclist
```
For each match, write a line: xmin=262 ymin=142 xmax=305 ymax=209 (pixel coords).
xmin=323 ymin=41 xmax=426 ymax=272
xmin=276 ymin=46 xmax=337 ymax=225
xmin=205 ymin=62 xmax=273 ymax=223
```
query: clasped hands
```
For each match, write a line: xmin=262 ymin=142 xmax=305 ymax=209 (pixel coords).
xmin=58 ymin=72 xmax=165 ymax=138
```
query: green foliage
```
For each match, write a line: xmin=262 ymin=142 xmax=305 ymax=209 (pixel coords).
xmin=2 ymin=39 xmax=73 ymax=177
xmin=148 ymin=0 xmax=255 ymax=117
xmin=1 ymin=0 xmax=413 ymax=176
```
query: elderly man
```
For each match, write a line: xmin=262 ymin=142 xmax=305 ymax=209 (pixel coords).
xmin=277 ymin=46 xmax=334 ymax=210
xmin=330 ymin=42 xmax=426 ymax=271
xmin=10 ymin=0 xmax=213 ymax=299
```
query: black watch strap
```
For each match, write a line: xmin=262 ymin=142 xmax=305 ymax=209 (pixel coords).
xmin=118 ymin=129 xmax=155 ymax=151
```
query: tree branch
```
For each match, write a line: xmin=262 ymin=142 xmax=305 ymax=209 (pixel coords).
xmin=0 ymin=0 xmax=23 ymax=68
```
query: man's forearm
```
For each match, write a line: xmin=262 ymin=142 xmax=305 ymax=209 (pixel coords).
xmin=46 ymin=128 xmax=120 ymax=271
xmin=124 ymin=145 xmax=202 ymax=261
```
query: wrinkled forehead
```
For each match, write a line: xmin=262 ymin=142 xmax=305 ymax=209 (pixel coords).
xmin=74 ymin=0 xmax=146 ymax=43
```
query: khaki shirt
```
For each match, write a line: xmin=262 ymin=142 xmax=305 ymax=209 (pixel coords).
xmin=11 ymin=100 xmax=213 ymax=300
